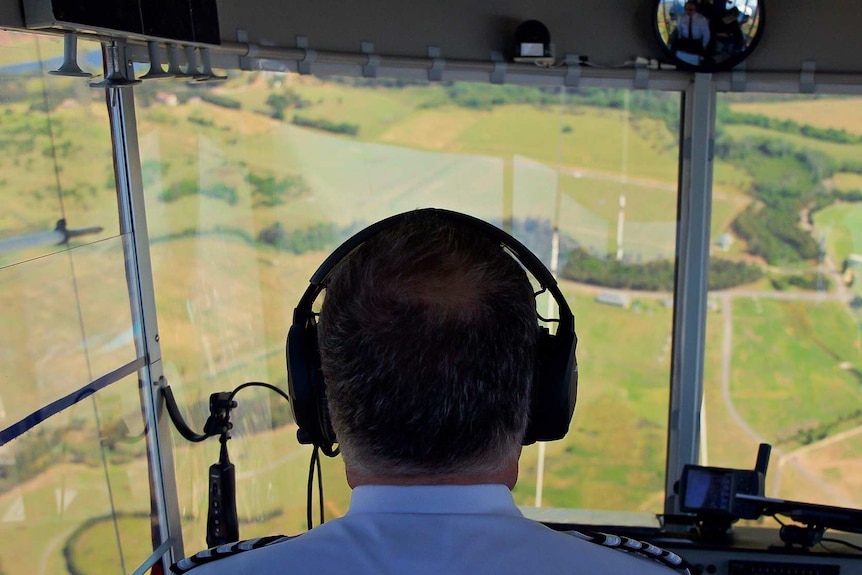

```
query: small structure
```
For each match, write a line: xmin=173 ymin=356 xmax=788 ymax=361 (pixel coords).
xmin=596 ymin=291 xmax=630 ymax=308
xmin=844 ymin=254 xmax=862 ymax=287
xmin=716 ymin=233 xmax=734 ymax=250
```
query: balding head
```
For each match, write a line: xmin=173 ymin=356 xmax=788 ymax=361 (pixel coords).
xmin=317 ymin=211 xmax=538 ymax=484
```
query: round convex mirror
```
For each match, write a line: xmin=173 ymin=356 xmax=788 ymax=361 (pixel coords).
xmin=654 ymin=0 xmax=765 ymax=72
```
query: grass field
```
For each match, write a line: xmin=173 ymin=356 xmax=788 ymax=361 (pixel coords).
xmin=0 ymin=31 xmax=71 ymax=68
xmin=515 ymin=286 xmax=674 ymax=511
xmin=702 ymin=296 xmax=862 ymax=508
xmin=812 ymin=201 xmax=862 ymax=266
xmin=832 ymin=172 xmax=862 ymax=192
xmin=724 ymin=124 xmax=862 ymax=166
xmin=0 ymin=376 xmax=153 ymax=575
xmin=0 ymin=237 xmax=136 ymax=427
xmin=730 ymin=97 xmax=862 ymax=136
xmin=728 ymin=298 xmax=861 ymax=444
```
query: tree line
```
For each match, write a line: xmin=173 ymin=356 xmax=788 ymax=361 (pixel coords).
xmin=716 ymin=135 xmax=833 ymax=265
xmin=719 ymin=106 xmax=862 ymax=145
xmin=560 ymin=247 xmax=763 ymax=291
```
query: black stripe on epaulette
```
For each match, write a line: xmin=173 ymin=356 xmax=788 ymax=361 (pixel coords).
xmin=565 ymin=530 xmax=694 ymax=575
xmin=170 ymin=534 xmax=296 ymax=574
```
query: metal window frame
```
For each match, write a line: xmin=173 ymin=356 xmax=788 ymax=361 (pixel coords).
xmin=109 ymin=42 xmax=186 ymax=571
xmin=665 ymin=72 xmax=716 ymax=514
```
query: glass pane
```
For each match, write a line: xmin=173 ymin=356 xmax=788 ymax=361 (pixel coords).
xmin=0 ymin=32 xmax=116 ymax=267
xmin=705 ymin=93 xmax=862 ymax=512
xmin=512 ymin=89 xmax=681 ymax=518
xmin=0 ymin=31 xmax=152 ymax=575
xmin=0 ymin=232 xmax=137 ymax=426
xmin=0 ymin=373 xmax=157 ymax=575
xmin=140 ymin=73 xmax=681 ymax=548
xmin=0 ymin=31 xmax=135 ymax=429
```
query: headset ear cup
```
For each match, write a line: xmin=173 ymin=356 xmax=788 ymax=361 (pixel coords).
xmin=523 ymin=326 xmax=578 ymax=444
xmin=286 ymin=321 xmax=337 ymax=453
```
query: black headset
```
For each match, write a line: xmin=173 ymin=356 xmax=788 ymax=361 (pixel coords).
xmin=286 ymin=208 xmax=578 ymax=457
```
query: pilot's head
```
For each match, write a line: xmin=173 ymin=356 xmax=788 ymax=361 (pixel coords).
xmin=317 ymin=210 xmax=537 ymax=487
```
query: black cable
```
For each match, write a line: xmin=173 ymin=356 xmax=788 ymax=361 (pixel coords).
xmin=316 ymin=446 xmax=325 ymax=526
xmin=306 ymin=445 xmax=318 ymax=530
xmin=821 ymin=537 xmax=862 ymax=552
xmin=228 ymin=381 xmax=291 ymax=404
xmin=531 ymin=287 xmax=561 ymax=323
xmin=164 ymin=379 xmax=332 ymax=538
xmin=304 ymin=444 xmax=328 ymax=531
xmin=163 ymin=380 xmax=291 ymax=443
xmin=162 ymin=385 xmax=210 ymax=442
xmin=230 ymin=381 xmax=330 ymax=531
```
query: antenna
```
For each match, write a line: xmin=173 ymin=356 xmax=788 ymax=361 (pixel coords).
xmin=754 ymin=442 xmax=771 ymax=476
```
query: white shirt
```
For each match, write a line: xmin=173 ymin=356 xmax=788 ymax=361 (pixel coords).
xmin=676 ymin=13 xmax=711 ymax=48
xmin=183 ymin=484 xmax=682 ymax=575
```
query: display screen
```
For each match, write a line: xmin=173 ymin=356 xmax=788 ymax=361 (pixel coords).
xmin=681 ymin=466 xmax=735 ymax=514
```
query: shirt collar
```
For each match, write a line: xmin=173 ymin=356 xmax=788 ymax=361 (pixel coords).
xmin=347 ymin=484 xmax=523 ymax=517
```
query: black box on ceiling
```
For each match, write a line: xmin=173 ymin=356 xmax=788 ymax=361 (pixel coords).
xmin=23 ymin=0 xmax=144 ymax=35
xmin=189 ymin=0 xmax=220 ymax=45
xmin=141 ymin=0 xmax=194 ymax=41
xmin=22 ymin=0 xmax=220 ymax=44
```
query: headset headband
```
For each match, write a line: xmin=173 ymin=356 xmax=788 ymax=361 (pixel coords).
xmin=287 ymin=207 xmax=578 ymax=453
xmin=293 ymin=208 xmax=574 ymax=334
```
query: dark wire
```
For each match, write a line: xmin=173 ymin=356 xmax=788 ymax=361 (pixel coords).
xmin=228 ymin=381 xmax=291 ymax=403
xmin=532 ymin=286 xmax=561 ymax=323
xmin=306 ymin=445 xmax=325 ymax=530
xmin=230 ymin=381 xmax=331 ymax=530
xmin=229 ymin=381 xmax=329 ymax=531
xmin=771 ymin=515 xmax=862 ymax=553
xmin=821 ymin=537 xmax=862 ymax=552
xmin=165 ymin=380 xmax=332 ymax=533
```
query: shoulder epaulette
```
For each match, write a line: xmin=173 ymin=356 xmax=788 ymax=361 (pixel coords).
xmin=566 ymin=530 xmax=694 ymax=575
xmin=170 ymin=534 xmax=297 ymax=574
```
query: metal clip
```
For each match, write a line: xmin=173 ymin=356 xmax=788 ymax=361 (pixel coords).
xmin=490 ymin=61 xmax=507 ymax=84
xmin=731 ymin=64 xmax=746 ymax=92
xmin=427 ymin=46 xmax=444 ymax=82
xmin=361 ymin=42 xmax=378 ymax=78
xmin=564 ymin=54 xmax=581 ymax=87
xmin=800 ymin=61 xmax=816 ymax=94
xmin=297 ymin=36 xmax=315 ymax=75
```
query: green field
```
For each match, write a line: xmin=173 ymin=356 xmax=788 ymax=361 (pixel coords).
xmin=813 ymin=201 xmax=862 ymax=266
xmin=728 ymin=298 xmax=861 ymax=443
xmin=0 ymin=30 xmax=71 ymax=68
xmin=516 ymin=287 xmax=674 ymax=511
xmin=832 ymin=172 xmax=862 ymax=192
xmin=724 ymin=124 xmax=862 ymax=166
xmin=731 ymin=98 xmax=862 ymax=136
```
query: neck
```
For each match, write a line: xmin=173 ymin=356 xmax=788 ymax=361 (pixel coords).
xmin=346 ymin=454 xmax=520 ymax=490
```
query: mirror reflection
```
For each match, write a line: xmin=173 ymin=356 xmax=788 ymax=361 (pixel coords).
xmin=655 ymin=0 xmax=764 ymax=71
